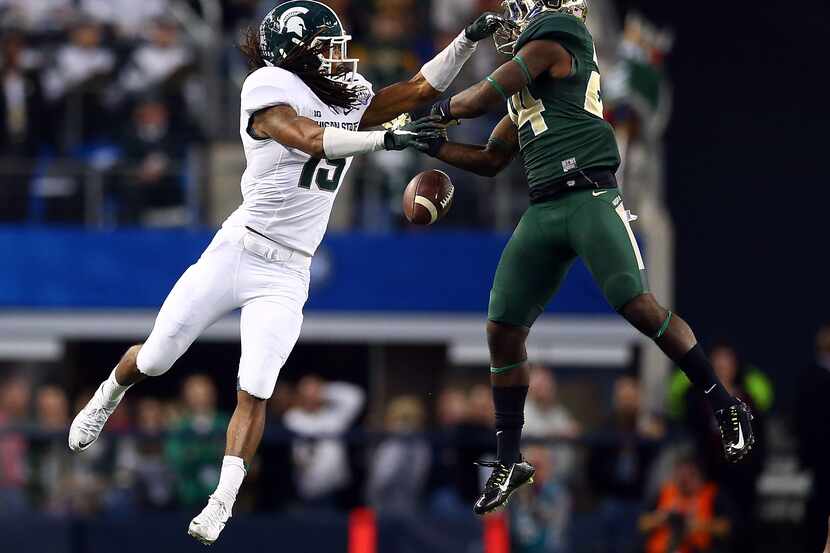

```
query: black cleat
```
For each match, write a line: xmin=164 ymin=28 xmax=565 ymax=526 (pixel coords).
xmin=715 ymin=400 xmax=755 ymax=463
xmin=473 ymin=459 xmax=535 ymax=515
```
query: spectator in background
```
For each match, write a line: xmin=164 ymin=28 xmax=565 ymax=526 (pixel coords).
xmin=117 ymin=16 xmax=195 ymax=110
xmin=349 ymin=0 xmax=421 ymax=230
xmin=640 ymin=452 xmax=732 ymax=553
xmin=523 ymin=364 xmax=580 ymax=480
xmin=588 ymin=376 xmax=663 ymax=553
xmin=429 ymin=387 xmax=471 ymax=514
xmin=0 ymin=31 xmax=44 ymax=221
xmin=165 ymin=374 xmax=227 ymax=509
xmin=110 ymin=98 xmax=186 ymax=226
xmin=80 ymin=0 xmax=169 ymax=38
xmin=115 ymin=397 xmax=175 ymax=511
xmin=42 ymin=13 xmax=115 ymax=150
xmin=28 ymin=385 xmax=76 ymax=513
xmin=798 ymin=324 xmax=830 ymax=553
xmin=367 ymin=395 xmax=431 ymax=513
xmin=1 ymin=0 xmax=75 ymax=32
xmin=283 ymin=376 xmax=365 ymax=507
xmin=510 ymin=445 xmax=571 ymax=553
xmin=0 ymin=375 xmax=31 ymax=514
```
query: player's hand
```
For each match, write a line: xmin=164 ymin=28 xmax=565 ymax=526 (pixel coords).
xmin=465 ymin=12 xmax=512 ymax=42
xmin=384 ymin=115 xmax=446 ymax=153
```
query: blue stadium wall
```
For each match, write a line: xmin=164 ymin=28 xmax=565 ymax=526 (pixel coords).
xmin=1 ymin=227 xmax=617 ymax=315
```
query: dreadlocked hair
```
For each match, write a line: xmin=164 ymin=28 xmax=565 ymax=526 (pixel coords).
xmin=240 ymin=26 xmax=361 ymax=112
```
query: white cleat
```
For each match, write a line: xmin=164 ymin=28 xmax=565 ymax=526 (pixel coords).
xmin=68 ymin=383 xmax=118 ymax=452
xmin=188 ymin=495 xmax=231 ymax=546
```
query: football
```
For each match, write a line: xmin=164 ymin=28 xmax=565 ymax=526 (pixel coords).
xmin=402 ymin=170 xmax=455 ymax=225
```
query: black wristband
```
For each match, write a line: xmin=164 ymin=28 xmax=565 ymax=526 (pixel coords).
xmin=435 ymin=97 xmax=453 ymax=121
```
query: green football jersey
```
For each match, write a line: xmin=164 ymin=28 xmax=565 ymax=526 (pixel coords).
xmin=507 ymin=12 xmax=621 ymax=188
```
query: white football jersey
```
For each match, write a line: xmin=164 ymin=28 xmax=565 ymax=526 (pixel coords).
xmin=224 ymin=66 xmax=375 ymax=256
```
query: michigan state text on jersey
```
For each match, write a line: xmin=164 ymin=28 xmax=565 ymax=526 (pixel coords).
xmin=66 ymin=1 xmax=511 ymax=545
xmin=421 ymin=0 xmax=755 ymax=515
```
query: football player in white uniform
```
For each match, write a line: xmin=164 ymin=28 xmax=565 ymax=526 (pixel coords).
xmin=67 ymin=0 xmax=507 ymax=545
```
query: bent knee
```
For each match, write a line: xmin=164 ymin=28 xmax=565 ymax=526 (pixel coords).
xmin=487 ymin=320 xmax=529 ymax=361
xmin=136 ymin=338 xmax=177 ymax=377
xmin=619 ymin=293 xmax=668 ymax=334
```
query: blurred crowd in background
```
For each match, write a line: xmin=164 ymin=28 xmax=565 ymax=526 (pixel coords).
xmin=5 ymin=2 xmax=822 ymax=553
xmin=0 ymin=0 xmax=671 ymax=230
xmin=4 ymin=324 xmax=830 ymax=553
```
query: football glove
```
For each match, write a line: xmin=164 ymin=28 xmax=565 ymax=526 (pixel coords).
xmin=465 ymin=12 xmax=512 ymax=42
xmin=384 ymin=115 xmax=446 ymax=153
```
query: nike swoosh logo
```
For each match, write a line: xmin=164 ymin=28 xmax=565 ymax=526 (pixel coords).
xmin=730 ymin=425 xmax=745 ymax=450
xmin=499 ymin=466 xmax=515 ymax=493
xmin=705 ymin=384 xmax=717 ymax=394
xmin=592 ymin=191 xmax=608 ymax=197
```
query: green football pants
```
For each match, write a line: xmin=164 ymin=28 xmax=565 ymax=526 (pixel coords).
xmin=489 ymin=188 xmax=648 ymax=328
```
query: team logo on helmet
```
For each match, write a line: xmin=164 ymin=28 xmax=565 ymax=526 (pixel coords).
xmin=279 ymin=7 xmax=309 ymax=37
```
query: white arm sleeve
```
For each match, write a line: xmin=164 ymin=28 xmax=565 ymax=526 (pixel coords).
xmin=323 ymin=127 xmax=387 ymax=160
xmin=420 ymin=31 xmax=478 ymax=92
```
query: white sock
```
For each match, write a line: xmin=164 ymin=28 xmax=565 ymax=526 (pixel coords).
xmin=101 ymin=368 xmax=131 ymax=407
xmin=212 ymin=456 xmax=246 ymax=508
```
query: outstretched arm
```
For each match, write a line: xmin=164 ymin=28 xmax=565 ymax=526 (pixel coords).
xmin=430 ymin=115 xmax=519 ymax=177
xmin=359 ymin=13 xmax=507 ymax=129
xmin=250 ymin=104 xmax=444 ymax=159
xmin=433 ymin=39 xmax=573 ymax=121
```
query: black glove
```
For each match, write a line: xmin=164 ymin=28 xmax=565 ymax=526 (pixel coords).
xmin=384 ymin=115 xmax=446 ymax=153
xmin=465 ymin=12 xmax=511 ymax=42
xmin=403 ymin=115 xmax=448 ymax=156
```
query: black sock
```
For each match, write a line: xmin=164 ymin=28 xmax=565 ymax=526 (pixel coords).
xmin=493 ymin=385 xmax=528 ymax=464
xmin=678 ymin=344 xmax=735 ymax=411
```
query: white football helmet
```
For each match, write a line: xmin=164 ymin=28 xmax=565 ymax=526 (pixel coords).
xmin=494 ymin=0 xmax=590 ymax=54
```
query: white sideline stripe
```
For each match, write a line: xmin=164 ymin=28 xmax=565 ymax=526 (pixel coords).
xmin=415 ymin=196 xmax=439 ymax=224
xmin=615 ymin=203 xmax=646 ymax=270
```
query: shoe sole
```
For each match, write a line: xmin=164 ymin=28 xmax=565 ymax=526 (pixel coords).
xmin=476 ymin=475 xmax=535 ymax=516
xmin=188 ymin=526 xmax=216 ymax=546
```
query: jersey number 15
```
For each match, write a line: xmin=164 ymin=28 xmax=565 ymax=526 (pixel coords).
xmin=299 ymin=157 xmax=347 ymax=192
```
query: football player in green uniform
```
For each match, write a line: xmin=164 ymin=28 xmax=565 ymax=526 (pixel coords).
xmin=410 ymin=0 xmax=755 ymax=515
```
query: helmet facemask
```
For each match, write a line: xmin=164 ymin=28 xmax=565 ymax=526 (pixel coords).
xmin=314 ymin=31 xmax=359 ymax=83
xmin=494 ymin=0 xmax=590 ymax=54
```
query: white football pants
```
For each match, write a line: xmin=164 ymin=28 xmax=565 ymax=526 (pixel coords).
xmin=135 ymin=225 xmax=310 ymax=399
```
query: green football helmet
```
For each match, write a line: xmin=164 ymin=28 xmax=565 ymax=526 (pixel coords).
xmin=259 ymin=1 xmax=358 ymax=79
xmin=494 ymin=0 xmax=590 ymax=54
